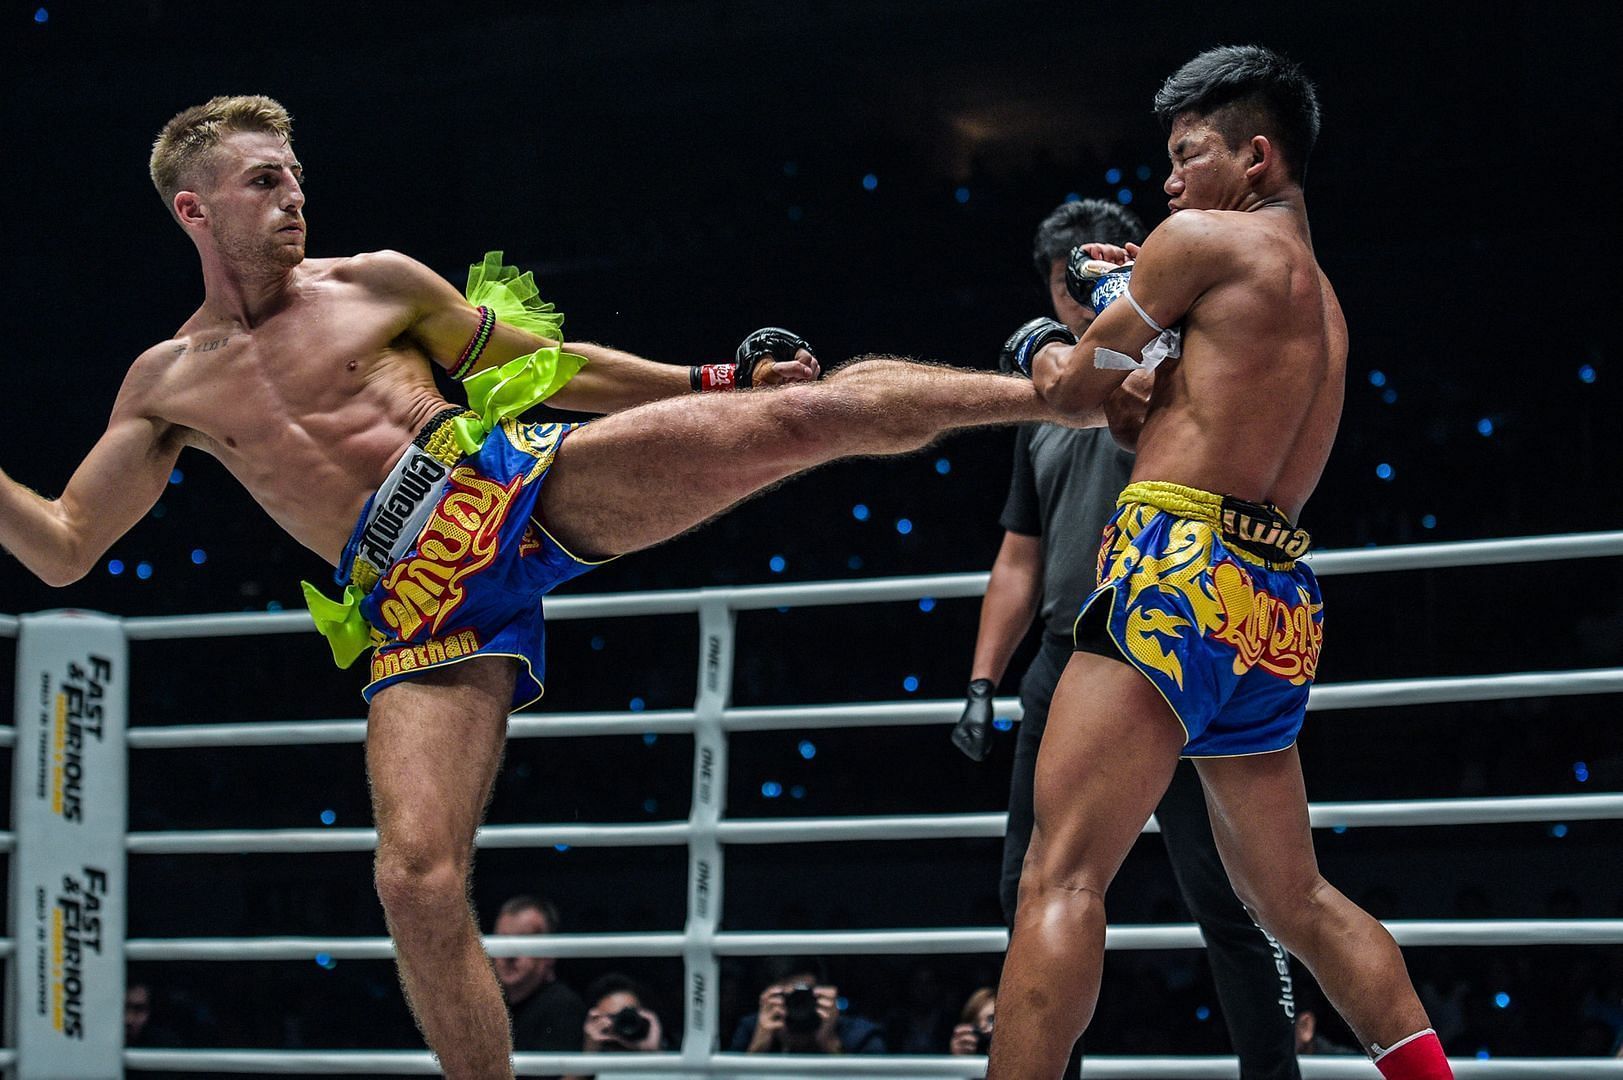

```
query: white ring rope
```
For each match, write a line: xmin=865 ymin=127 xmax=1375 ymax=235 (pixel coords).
xmin=118 ymin=1049 xmax=1623 ymax=1076
xmin=122 ymin=793 xmax=1623 ymax=855
xmin=9 ymin=529 xmax=1623 ymax=1074
xmin=122 ymin=920 xmax=1623 ymax=963
xmin=113 ymin=665 xmax=1623 ymax=752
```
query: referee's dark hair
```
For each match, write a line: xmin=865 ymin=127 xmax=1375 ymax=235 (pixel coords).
xmin=1031 ymin=199 xmax=1146 ymax=279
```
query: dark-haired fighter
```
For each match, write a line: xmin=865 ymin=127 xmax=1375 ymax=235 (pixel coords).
xmin=957 ymin=197 xmax=1298 ymax=1079
xmin=0 ymin=96 xmax=1064 ymax=1079
xmin=990 ymin=47 xmax=1451 ymax=1080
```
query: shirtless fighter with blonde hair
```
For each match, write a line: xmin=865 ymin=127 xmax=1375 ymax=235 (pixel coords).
xmin=0 ymin=95 xmax=1067 ymax=1077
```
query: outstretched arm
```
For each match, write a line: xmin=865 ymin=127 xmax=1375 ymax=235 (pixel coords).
xmin=356 ymin=250 xmax=814 ymax=415
xmin=1032 ymin=211 xmax=1227 ymax=418
xmin=0 ymin=367 xmax=180 ymax=586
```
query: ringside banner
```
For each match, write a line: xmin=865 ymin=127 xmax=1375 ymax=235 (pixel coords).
xmin=9 ymin=612 xmax=126 ymax=1078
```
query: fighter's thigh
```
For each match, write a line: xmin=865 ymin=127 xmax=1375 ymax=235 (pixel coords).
xmin=1026 ymin=653 xmax=1185 ymax=890
xmin=540 ymin=386 xmax=832 ymax=559
xmin=1192 ymin=747 xmax=1323 ymax=911
xmin=366 ymin=657 xmax=517 ymax=853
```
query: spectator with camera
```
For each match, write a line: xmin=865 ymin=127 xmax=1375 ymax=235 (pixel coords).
xmin=730 ymin=963 xmax=887 ymax=1053
xmin=562 ymin=973 xmax=682 ymax=1080
xmin=949 ymin=987 xmax=996 ymax=1056
xmin=581 ymin=973 xmax=665 ymax=1052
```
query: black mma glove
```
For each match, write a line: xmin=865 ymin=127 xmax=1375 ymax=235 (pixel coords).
xmin=950 ymin=678 xmax=997 ymax=762
xmin=1000 ymin=317 xmax=1077 ymax=377
xmin=736 ymin=326 xmax=815 ymax=389
xmin=1066 ymin=245 xmax=1135 ymax=314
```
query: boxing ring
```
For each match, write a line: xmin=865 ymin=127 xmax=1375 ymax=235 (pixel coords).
xmin=4 ymin=530 xmax=1623 ymax=1077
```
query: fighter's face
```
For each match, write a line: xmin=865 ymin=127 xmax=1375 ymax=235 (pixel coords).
xmin=196 ymin=130 xmax=307 ymax=270
xmin=1163 ymin=115 xmax=1252 ymax=214
xmin=1047 ymin=258 xmax=1095 ymax=335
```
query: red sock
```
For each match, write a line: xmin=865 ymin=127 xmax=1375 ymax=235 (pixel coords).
xmin=1375 ymin=1029 xmax=1452 ymax=1079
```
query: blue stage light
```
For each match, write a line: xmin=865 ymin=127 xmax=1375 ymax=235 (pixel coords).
xmin=136 ymin=561 xmax=154 ymax=580
xmin=190 ymin=548 xmax=207 ymax=565
xmin=761 ymin=781 xmax=783 ymax=798
xmin=1375 ymin=463 xmax=1393 ymax=480
xmin=852 ymin=503 xmax=870 ymax=521
xmin=955 ymin=187 xmax=970 ymax=204
xmin=591 ymin=635 xmax=606 ymax=651
xmin=935 ymin=457 xmax=951 ymax=475
xmin=107 ymin=560 xmax=124 ymax=576
xmin=1550 ymin=824 xmax=1568 ymax=838
xmin=629 ymin=696 xmax=646 ymax=712
xmin=1574 ymin=761 xmax=1590 ymax=782
xmin=1421 ymin=514 xmax=1437 ymax=529
xmin=1382 ymin=388 xmax=1398 ymax=405
xmin=1493 ymin=992 xmax=1511 ymax=1009
xmin=1195 ymin=1005 xmax=1211 ymax=1021
xmin=798 ymin=740 xmax=817 ymax=760
xmin=993 ymin=718 xmax=1013 ymax=731
xmin=34 ymin=8 xmax=48 ymax=24
xmin=169 ymin=468 xmax=184 ymax=484
xmin=555 ymin=843 xmax=570 ymax=852
xmin=895 ymin=518 xmax=913 ymax=535
xmin=1105 ymin=168 xmax=1122 ymax=184
xmin=319 ymin=809 xmax=336 ymax=826
xmin=1064 ymin=192 xmax=1081 ymax=203
xmin=861 ymin=173 xmax=878 ymax=191
xmin=902 ymin=675 xmax=919 ymax=693
xmin=918 ymin=597 xmax=936 ymax=612
xmin=1117 ymin=189 xmax=1133 ymax=204
xmin=1579 ymin=364 xmax=1596 ymax=383
xmin=642 ymin=733 xmax=658 ymax=746
xmin=769 ymin=555 xmax=786 ymax=573
xmin=847 ymin=555 xmax=864 ymax=570
xmin=790 ymin=785 xmax=807 ymax=799
xmin=1369 ymin=370 xmax=1387 ymax=387
xmin=1477 ymin=418 xmax=1494 ymax=436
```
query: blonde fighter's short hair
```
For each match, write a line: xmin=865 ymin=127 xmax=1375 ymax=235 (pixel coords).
xmin=149 ymin=95 xmax=293 ymax=217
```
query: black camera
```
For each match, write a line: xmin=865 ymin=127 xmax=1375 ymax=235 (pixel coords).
xmin=609 ymin=1005 xmax=650 ymax=1045
xmin=974 ymin=1027 xmax=993 ymax=1054
xmin=783 ymin=984 xmax=821 ymax=1034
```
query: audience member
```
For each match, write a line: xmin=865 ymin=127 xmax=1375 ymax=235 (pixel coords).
xmin=730 ymin=962 xmax=886 ymax=1053
xmin=493 ymin=895 xmax=586 ymax=1052
xmin=949 ymin=987 xmax=995 ymax=1056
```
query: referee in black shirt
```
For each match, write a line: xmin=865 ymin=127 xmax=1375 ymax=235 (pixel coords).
xmin=953 ymin=198 xmax=1300 ymax=1079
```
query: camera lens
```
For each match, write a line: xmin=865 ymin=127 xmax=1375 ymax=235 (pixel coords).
xmin=610 ymin=1005 xmax=650 ymax=1044
xmin=783 ymin=985 xmax=820 ymax=1034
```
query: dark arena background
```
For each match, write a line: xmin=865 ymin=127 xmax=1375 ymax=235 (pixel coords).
xmin=2 ymin=0 xmax=1621 ymax=1075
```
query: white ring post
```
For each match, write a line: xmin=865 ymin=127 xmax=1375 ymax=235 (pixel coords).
xmin=681 ymin=595 xmax=734 ymax=1065
xmin=8 ymin=612 xmax=127 ymax=1078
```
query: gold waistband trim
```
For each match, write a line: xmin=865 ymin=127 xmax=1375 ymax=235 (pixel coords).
xmin=1117 ymin=481 xmax=1312 ymax=565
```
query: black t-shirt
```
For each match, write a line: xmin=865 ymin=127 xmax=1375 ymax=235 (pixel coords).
xmin=999 ymin=423 xmax=1135 ymax=638
xmin=510 ymin=978 xmax=587 ymax=1051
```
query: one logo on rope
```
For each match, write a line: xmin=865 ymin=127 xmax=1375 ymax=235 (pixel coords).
xmin=49 ymin=657 xmax=112 ymax=823
xmin=48 ymin=866 xmax=108 ymax=1039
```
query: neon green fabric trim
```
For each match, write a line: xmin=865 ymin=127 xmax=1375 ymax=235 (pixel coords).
xmin=301 ymin=581 xmax=373 ymax=669
xmin=453 ymin=251 xmax=587 ymax=454
xmin=302 ymin=251 xmax=586 ymax=665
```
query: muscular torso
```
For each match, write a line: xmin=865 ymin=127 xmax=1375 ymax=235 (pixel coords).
xmin=138 ymin=257 xmax=454 ymax=564
xmin=1132 ymin=209 xmax=1346 ymax=522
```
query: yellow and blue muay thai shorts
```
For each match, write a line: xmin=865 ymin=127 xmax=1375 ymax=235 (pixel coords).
xmin=1074 ymin=481 xmax=1324 ymax=757
xmin=334 ymin=408 xmax=605 ymax=712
